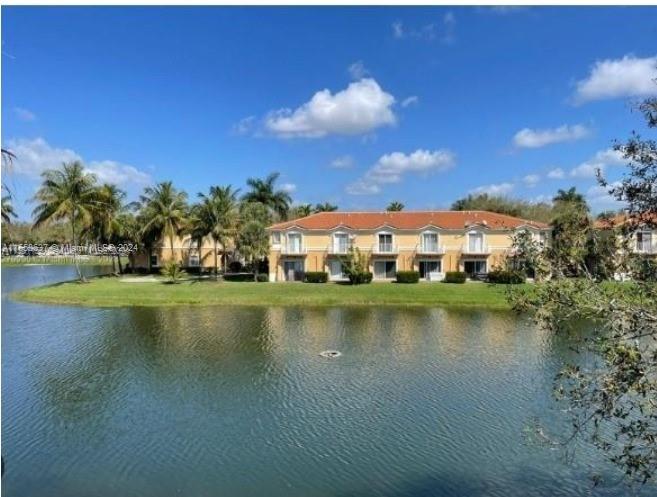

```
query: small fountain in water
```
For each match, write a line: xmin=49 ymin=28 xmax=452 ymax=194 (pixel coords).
xmin=319 ymin=350 xmax=341 ymax=358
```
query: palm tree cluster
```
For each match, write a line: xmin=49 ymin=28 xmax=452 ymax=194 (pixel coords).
xmin=29 ymin=162 xmax=298 ymax=280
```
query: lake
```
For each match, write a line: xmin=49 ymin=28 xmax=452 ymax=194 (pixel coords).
xmin=1 ymin=265 xmax=649 ymax=496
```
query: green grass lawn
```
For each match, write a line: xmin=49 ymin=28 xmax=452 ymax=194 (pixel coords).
xmin=13 ymin=276 xmax=520 ymax=310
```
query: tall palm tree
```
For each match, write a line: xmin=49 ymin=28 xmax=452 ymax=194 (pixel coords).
xmin=32 ymin=161 xmax=99 ymax=280
xmin=386 ymin=201 xmax=404 ymax=212
xmin=242 ymin=172 xmax=291 ymax=220
xmin=292 ymin=204 xmax=313 ymax=218
xmin=90 ymin=184 xmax=127 ymax=273
xmin=314 ymin=202 xmax=338 ymax=213
xmin=138 ymin=181 xmax=188 ymax=263
xmin=191 ymin=185 xmax=240 ymax=277
xmin=553 ymin=187 xmax=587 ymax=208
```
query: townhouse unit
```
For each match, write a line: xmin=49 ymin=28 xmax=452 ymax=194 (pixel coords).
xmin=131 ymin=234 xmax=231 ymax=272
xmin=267 ymin=211 xmax=550 ymax=282
xmin=594 ymin=214 xmax=657 ymax=255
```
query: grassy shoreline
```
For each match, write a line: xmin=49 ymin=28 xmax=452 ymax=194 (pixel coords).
xmin=12 ymin=276 xmax=519 ymax=310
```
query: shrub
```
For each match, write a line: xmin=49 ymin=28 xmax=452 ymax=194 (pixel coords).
xmin=348 ymin=272 xmax=373 ymax=285
xmin=487 ymin=269 xmax=525 ymax=284
xmin=304 ymin=271 xmax=328 ymax=283
xmin=396 ymin=271 xmax=420 ymax=283
xmin=256 ymin=273 xmax=269 ymax=282
xmin=228 ymin=261 xmax=243 ymax=273
xmin=161 ymin=261 xmax=185 ymax=283
xmin=223 ymin=272 xmax=256 ymax=282
xmin=443 ymin=271 xmax=466 ymax=283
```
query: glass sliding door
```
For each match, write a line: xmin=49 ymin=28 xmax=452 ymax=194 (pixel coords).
xmin=422 ymin=233 xmax=438 ymax=252
xmin=419 ymin=260 xmax=441 ymax=280
xmin=374 ymin=260 xmax=396 ymax=279
xmin=333 ymin=233 xmax=349 ymax=254
xmin=468 ymin=232 xmax=484 ymax=253
xmin=378 ymin=234 xmax=393 ymax=253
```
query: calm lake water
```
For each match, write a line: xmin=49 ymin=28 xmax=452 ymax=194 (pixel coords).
xmin=1 ymin=266 xmax=650 ymax=496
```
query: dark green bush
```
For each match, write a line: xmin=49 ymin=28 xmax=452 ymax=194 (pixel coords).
xmin=256 ymin=273 xmax=269 ymax=282
xmin=348 ymin=272 xmax=373 ymax=285
xmin=396 ymin=271 xmax=420 ymax=283
xmin=443 ymin=271 xmax=466 ymax=283
xmin=304 ymin=272 xmax=328 ymax=283
xmin=223 ymin=272 xmax=256 ymax=282
xmin=228 ymin=261 xmax=244 ymax=273
xmin=487 ymin=269 xmax=525 ymax=284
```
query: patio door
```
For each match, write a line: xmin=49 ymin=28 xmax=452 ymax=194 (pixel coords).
xmin=329 ymin=260 xmax=345 ymax=280
xmin=374 ymin=260 xmax=396 ymax=279
xmin=419 ymin=260 xmax=441 ymax=280
xmin=464 ymin=260 xmax=487 ymax=277
xmin=283 ymin=260 xmax=304 ymax=281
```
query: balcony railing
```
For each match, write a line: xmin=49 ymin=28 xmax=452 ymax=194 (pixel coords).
xmin=635 ymin=244 xmax=657 ymax=254
xmin=371 ymin=243 xmax=399 ymax=255
xmin=461 ymin=244 xmax=491 ymax=255
xmin=416 ymin=244 xmax=446 ymax=255
xmin=327 ymin=244 xmax=352 ymax=255
xmin=280 ymin=244 xmax=307 ymax=255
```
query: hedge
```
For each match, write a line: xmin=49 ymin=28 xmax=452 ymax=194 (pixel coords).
xmin=256 ymin=273 xmax=269 ymax=282
xmin=304 ymin=272 xmax=328 ymax=283
xmin=396 ymin=271 xmax=420 ymax=283
xmin=348 ymin=272 xmax=373 ymax=285
xmin=443 ymin=271 xmax=467 ymax=283
xmin=487 ymin=269 xmax=525 ymax=284
xmin=223 ymin=273 xmax=256 ymax=282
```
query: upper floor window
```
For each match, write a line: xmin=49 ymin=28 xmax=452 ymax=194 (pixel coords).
xmin=468 ymin=231 xmax=484 ymax=252
xmin=271 ymin=231 xmax=281 ymax=245
xmin=378 ymin=233 xmax=393 ymax=253
xmin=421 ymin=232 xmax=439 ymax=252
xmin=287 ymin=233 xmax=303 ymax=253
xmin=637 ymin=230 xmax=653 ymax=252
xmin=333 ymin=233 xmax=350 ymax=253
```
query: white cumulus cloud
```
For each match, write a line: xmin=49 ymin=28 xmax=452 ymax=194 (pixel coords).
xmin=574 ymin=55 xmax=657 ymax=103
xmin=280 ymin=183 xmax=297 ymax=194
xmin=265 ymin=79 xmax=396 ymax=138
xmin=469 ymin=182 xmax=515 ymax=196
xmin=547 ymin=167 xmax=565 ymax=179
xmin=14 ymin=107 xmax=36 ymax=122
xmin=570 ymin=148 xmax=625 ymax=178
xmin=348 ymin=61 xmax=369 ymax=80
xmin=330 ymin=155 xmax=354 ymax=169
xmin=401 ymin=96 xmax=419 ymax=108
xmin=4 ymin=137 xmax=151 ymax=187
xmin=522 ymin=174 xmax=541 ymax=187
xmin=586 ymin=182 xmax=625 ymax=212
xmin=513 ymin=124 xmax=590 ymax=148
xmin=346 ymin=149 xmax=455 ymax=195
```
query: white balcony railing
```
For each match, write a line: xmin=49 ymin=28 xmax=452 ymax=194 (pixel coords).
xmin=635 ymin=244 xmax=657 ymax=254
xmin=371 ymin=243 xmax=399 ymax=255
xmin=462 ymin=244 xmax=491 ymax=255
xmin=280 ymin=244 xmax=307 ymax=255
xmin=327 ymin=244 xmax=352 ymax=255
xmin=415 ymin=244 xmax=446 ymax=255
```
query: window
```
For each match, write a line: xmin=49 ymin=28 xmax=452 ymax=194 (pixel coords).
xmin=419 ymin=260 xmax=441 ymax=279
xmin=189 ymin=254 xmax=200 ymax=267
xmin=333 ymin=233 xmax=349 ymax=253
xmin=464 ymin=260 xmax=487 ymax=276
xmin=637 ymin=231 xmax=652 ymax=252
xmin=272 ymin=231 xmax=281 ymax=245
xmin=374 ymin=260 xmax=396 ymax=279
xmin=378 ymin=233 xmax=393 ymax=253
xmin=422 ymin=232 xmax=439 ymax=252
xmin=150 ymin=254 xmax=158 ymax=267
xmin=468 ymin=232 xmax=484 ymax=252
xmin=287 ymin=233 xmax=302 ymax=253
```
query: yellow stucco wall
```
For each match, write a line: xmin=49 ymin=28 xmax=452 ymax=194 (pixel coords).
xmin=268 ymin=228 xmax=549 ymax=281
xmin=132 ymin=234 xmax=230 ymax=270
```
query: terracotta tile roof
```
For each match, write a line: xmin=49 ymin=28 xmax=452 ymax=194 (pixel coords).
xmin=594 ymin=212 xmax=657 ymax=229
xmin=268 ymin=211 xmax=549 ymax=231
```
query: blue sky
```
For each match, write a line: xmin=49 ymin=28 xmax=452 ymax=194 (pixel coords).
xmin=2 ymin=6 xmax=657 ymax=220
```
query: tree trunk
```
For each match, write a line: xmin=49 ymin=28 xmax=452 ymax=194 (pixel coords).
xmin=214 ymin=239 xmax=218 ymax=279
xmin=147 ymin=247 xmax=152 ymax=273
xmin=170 ymin=234 xmax=175 ymax=265
xmin=71 ymin=210 xmax=84 ymax=282
xmin=117 ymin=251 xmax=124 ymax=274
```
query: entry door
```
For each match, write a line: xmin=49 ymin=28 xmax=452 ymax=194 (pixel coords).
xmin=464 ymin=260 xmax=487 ymax=276
xmin=284 ymin=260 xmax=304 ymax=281
xmin=419 ymin=260 xmax=441 ymax=280
xmin=329 ymin=260 xmax=345 ymax=280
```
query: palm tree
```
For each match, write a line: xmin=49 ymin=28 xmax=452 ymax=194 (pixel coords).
xmin=553 ymin=187 xmax=587 ymax=208
xmin=243 ymin=172 xmax=291 ymax=220
xmin=138 ymin=181 xmax=188 ymax=263
xmin=91 ymin=184 xmax=127 ymax=273
xmin=314 ymin=202 xmax=338 ymax=213
xmin=1 ymin=195 xmax=16 ymax=224
xmin=191 ymin=185 xmax=240 ymax=277
xmin=292 ymin=203 xmax=313 ymax=219
xmin=32 ymin=161 xmax=99 ymax=280
xmin=386 ymin=201 xmax=404 ymax=212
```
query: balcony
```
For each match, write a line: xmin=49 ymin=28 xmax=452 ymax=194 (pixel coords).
xmin=280 ymin=244 xmax=307 ymax=255
xmin=327 ymin=244 xmax=352 ymax=255
xmin=371 ymin=243 xmax=399 ymax=255
xmin=415 ymin=244 xmax=446 ymax=255
xmin=634 ymin=244 xmax=657 ymax=255
xmin=461 ymin=244 xmax=491 ymax=255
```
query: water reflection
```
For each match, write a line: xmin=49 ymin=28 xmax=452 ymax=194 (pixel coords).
xmin=2 ymin=267 xmax=653 ymax=497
